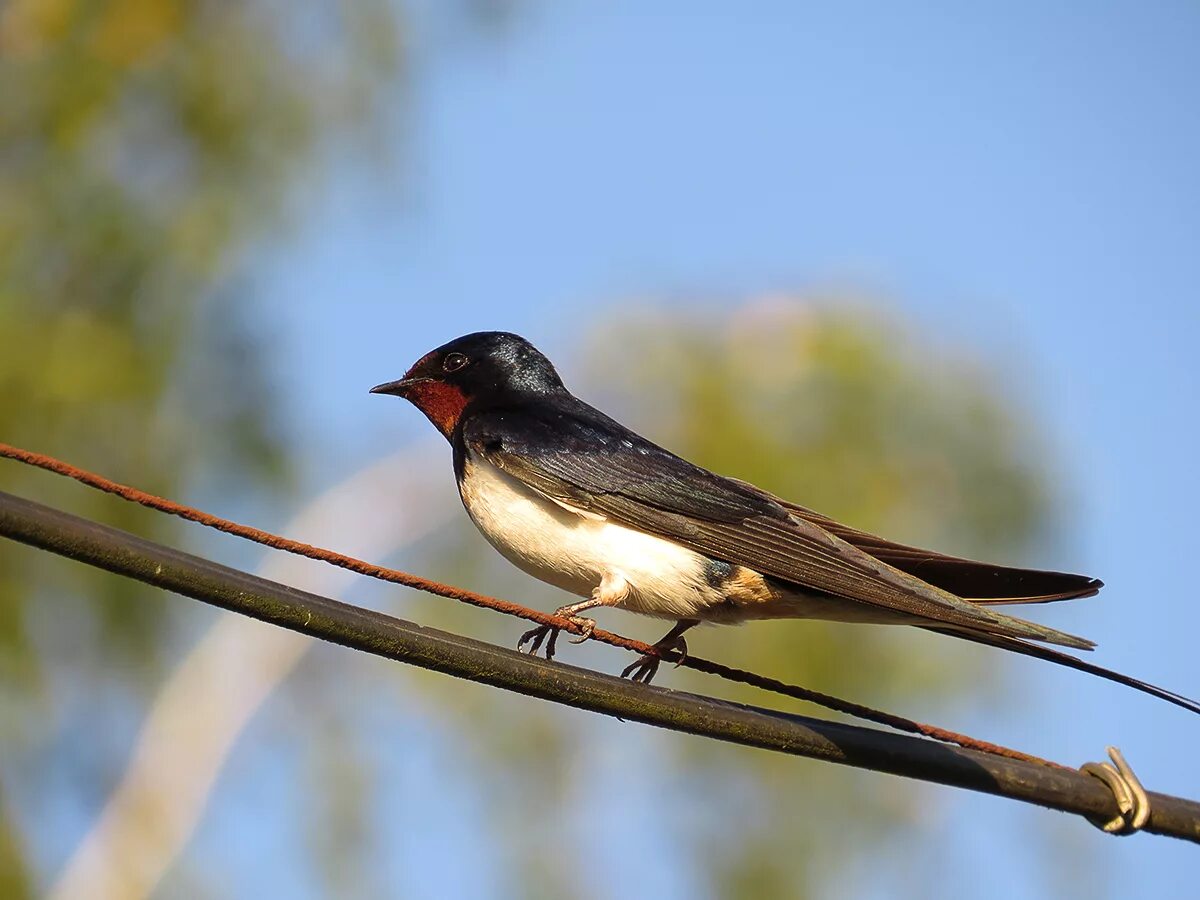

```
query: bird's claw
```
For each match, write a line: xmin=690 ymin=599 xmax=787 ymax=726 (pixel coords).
xmin=517 ymin=611 xmax=596 ymax=658
xmin=621 ymin=635 xmax=688 ymax=685
xmin=621 ymin=655 xmax=659 ymax=683
xmin=517 ymin=624 xmax=559 ymax=660
xmin=549 ymin=605 xmax=597 ymax=645
xmin=567 ymin=617 xmax=596 ymax=644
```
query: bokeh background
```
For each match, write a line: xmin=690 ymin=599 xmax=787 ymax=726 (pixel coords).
xmin=2 ymin=2 xmax=1198 ymax=898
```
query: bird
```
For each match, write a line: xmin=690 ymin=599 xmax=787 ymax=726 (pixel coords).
xmin=371 ymin=330 xmax=1199 ymax=714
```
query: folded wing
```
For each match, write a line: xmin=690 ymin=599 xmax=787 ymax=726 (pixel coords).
xmin=463 ymin=402 xmax=1092 ymax=648
xmin=745 ymin=491 xmax=1103 ymax=605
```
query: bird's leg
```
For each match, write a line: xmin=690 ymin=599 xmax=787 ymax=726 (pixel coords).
xmin=621 ymin=619 xmax=698 ymax=684
xmin=517 ymin=572 xmax=630 ymax=660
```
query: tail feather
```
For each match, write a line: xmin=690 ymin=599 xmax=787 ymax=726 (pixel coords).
xmin=928 ymin=626 xmax=1200 ymax=715
xmin=739 ymin=485 xmax=1196 ymax=714
xmin=981 ymin=613 xmax=1095 ymax=651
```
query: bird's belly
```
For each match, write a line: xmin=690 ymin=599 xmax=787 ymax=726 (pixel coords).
xmin=458 ymin=456 xmax=723 ymax=619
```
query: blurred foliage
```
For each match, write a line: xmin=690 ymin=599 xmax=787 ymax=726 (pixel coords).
xmin=399 ymin=301 xmax=1061 ymax=899
xmin=583 ymin=302 xmax=1053 ymax=559
xmin=0 ymin=788 xmax=31 ymax=900
xmin=0 ymin=0 xmax=401 ymax=675
xmin=0 ymin=0 xmax=402 ymax=893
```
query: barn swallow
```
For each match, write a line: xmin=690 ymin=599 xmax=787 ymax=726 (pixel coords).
xmin=371 ymin=331 xmax=1199 ymax=714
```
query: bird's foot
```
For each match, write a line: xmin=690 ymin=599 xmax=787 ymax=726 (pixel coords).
xmin=564 ymin=614 xmax=596 ymax=644
xmin=621 ymin=634 xmax=689 ymax=684
xmin=517 ymin=624 xmax=559 ymax=660
xmin=517 ymin=608 xmax=597 ymax=659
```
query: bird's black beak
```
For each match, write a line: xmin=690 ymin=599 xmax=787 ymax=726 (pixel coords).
xmin=369 ymin=376 xmax=428 ymax=397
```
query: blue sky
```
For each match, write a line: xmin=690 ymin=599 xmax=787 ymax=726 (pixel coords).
xmin=223 ymin=2 xmax=1200 ymax=896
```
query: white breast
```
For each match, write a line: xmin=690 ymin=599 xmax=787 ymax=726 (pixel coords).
xmin=457 ymin=454 xmax=723 ymax=619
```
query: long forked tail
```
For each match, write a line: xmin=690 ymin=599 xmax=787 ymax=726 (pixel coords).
xmin=927 ymin=626 xmax=1200 ymax=715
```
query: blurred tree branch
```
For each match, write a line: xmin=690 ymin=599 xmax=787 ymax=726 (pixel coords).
xmin=2 ymin=489 xmax=1198 ymax=845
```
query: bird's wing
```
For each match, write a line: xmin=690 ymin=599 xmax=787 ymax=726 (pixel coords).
xmin=462 ymin=404 xmax=1090 ymax=647
xmin=723 ymin=483 xmax=1103 ymax=605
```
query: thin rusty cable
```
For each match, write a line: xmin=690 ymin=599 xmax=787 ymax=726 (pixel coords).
xmin=0 ymin=441 xmax=1061 ymax=767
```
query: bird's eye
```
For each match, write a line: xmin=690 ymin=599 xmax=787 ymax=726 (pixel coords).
xmin=443 ymin=353 xmax=468 ymax=373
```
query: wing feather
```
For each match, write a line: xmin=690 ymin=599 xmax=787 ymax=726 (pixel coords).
xmin=727 ymin=482 xmax=1104 ymax=604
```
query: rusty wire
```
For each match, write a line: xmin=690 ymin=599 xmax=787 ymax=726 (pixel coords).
xmin=0 ymin=440 xmax=1061 ymax=767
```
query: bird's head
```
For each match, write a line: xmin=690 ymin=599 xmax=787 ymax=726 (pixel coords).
xmin=370 ymin=331 xmax=564 ymax=437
